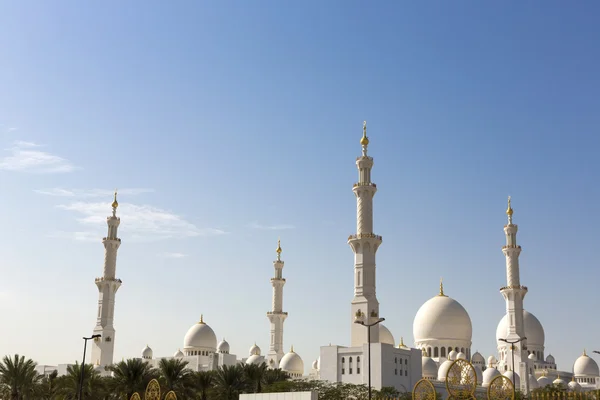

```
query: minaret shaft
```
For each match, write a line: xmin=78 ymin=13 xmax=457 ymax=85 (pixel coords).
xmin=267 ymin=242 xmax=287 ymax=367
xmin=91 ymin=193 xmax=122 ymax=373
xmin=349 ymin=122 xmax=382 ymax=346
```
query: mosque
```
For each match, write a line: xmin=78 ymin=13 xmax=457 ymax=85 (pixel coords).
xmin=36 ymin=123 xmax=600 ymax=396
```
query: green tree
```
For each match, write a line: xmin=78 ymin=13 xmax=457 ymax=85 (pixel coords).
xmin=156 ymin=358 xmax=194 ymax=399
xmin=242 ymin=363 xmax=269 ymax=393
xmin=213 ymin=364 xmax=245 ymax=400
xmin=108 ymin=358 xmax=156 ymax=400
xmin=263 ymin=369 xmax=289 ymax=386
xmin=37 ymin=370 xmax=60 ymax=400
xmin=0 ymin=354 xmax=41 ymax=400
xmin=54 ymin=363 xmax=105 ymax=400
xmin=192 ymin=371 xmax=215 ymax=400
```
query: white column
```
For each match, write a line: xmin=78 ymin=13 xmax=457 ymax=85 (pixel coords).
xmin=267 ymin=240 xmax=288 ymax=368
xmin=91 ymin=192 xmax=122 ymax=374
xmin=349 ymin=122 xmax=382 ymax=346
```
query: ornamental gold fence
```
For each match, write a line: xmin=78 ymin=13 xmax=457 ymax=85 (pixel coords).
xmin=129 ymin=379 xmax=177 ymax=400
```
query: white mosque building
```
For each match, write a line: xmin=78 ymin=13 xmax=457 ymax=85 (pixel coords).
xmin=36 ymin=122 xmax=600 ymax=396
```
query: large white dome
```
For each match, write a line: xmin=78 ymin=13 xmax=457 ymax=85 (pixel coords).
xmin=379 ymin=324 xmax=395 ymax=346
xmin=496 ymin=310 xmax=545 ymax=348
xmin=413 ymin=293 xmax=472 ymax=344
xmin=183 ymin=317 xmax=217 ymax=350
xmin=280 ymin=348 xmax=304 ymax=376
xmin=574 ymin=351 xmax=600 ymax=377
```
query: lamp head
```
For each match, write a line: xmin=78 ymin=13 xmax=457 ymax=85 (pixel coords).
xmin=92 ymin=334 xmax=101 ymax=339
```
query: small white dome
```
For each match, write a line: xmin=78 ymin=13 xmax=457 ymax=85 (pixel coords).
xmin=448 ymin=350 xmax=458 ymax=361
xmin=537 ymin=375 xmax=552 ymax=387
xmin=471 ymin=352 xmax=485 ymax=364
xmin=413 ymin=292 xmax=473 ymax=345
xmin=280 ymin=348 xmax=304 ymax=376
xmin=553 ymin=376 xmax=566 ymax=386
xmin=496 ymin=310 xmax=545 ymax=349
xmin=312 ymin=360 xmax=318 ymax=370
xmin=249 ymin=343 xmax=261 ymax=356
xmin=457 ymin=352 xmax=466 ymax=360
xmin=437 ymin=359 xmax=454 ymax=381
xmin=183 ymin=317 xmax=217 ymax=350
xmin=568 ymin=378 xmax=581 ymax=392
xmin=574 ymin=352 xmax=600 ymax=377
xmin=142 ymin=345 xmax=153 ymax=359
xmin=482 ymin=367 xmax=500 ymax=387
xmin=246 ymin=354 xmax=263 ymax=365
xmin=529 ymin=374 xmax=539 ymax=389
xmin=217 ymin=339 xmax=230 ymax=354
xmin=173 ymin=349 xmax=184 ymax=358
xmin=487 ymin=355 xmax=497 ymax=367
xmin=546 ymin=354 xmax=555 ymax=364
xmin=379 ymin=324 xmax=395 ymax=346
xmin=422 ymin=356 xmax=438 ymax=379
xmin=528 ymin=353 xmax=537 ymax=361
xmin=503 ymin=370 xmax=520 ymax=388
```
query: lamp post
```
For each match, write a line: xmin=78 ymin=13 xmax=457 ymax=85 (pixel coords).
xmin=355 ymin=314 xmax=385 ymax=400
xmin=78 ymin=334 xmax=101 ymax=400
xmin=499 ymin=337 xmax=527 ymax=400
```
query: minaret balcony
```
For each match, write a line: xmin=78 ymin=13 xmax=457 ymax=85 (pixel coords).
xmin=353 ymin=182 xmax=377 ymax=188
xmin=500 ymin=285 xmax=528 ymax=291
xmin=95 ymin=277 xmax=123 ymax=284
xmin=348 ymin=233 xmax=383 ymax=241
xmin=502 ymin=245 xmax=521 ymax=249
xmin=102 ymin=237 xmax=122 ymax=242
xmin=270 ymin=278 xmax=286 ymax=282
xmin=267 ymin=311 xmax=288 ymax=316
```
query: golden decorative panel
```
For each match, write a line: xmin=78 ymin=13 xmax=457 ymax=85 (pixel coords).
xmin=487 ymin=375 xmax=514 ymax=400
xmin=144 ymin=379 xmax=161 ymax=400
xmin=445 ymin=359 xmax=477 ymax=398
xmin=129 ymin=393 xmax=141 ymax=400
xmin=412 ymin=378 xmax=436 ymax=400
xmin=164 ymin=391 xmax=177 ymax=400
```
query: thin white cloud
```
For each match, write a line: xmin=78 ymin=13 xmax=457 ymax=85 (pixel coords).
xmin=34 ymin=188 xmax=154 ymax=198
xmin=56 ymin=201 xmax=227 ymax=242
xmin=0 ymin=141 xmax=76 ymax=173
xmin=248 ymin=222 xmax=295 ymax=230
xmin=159 ymin=252 xmax=187 ymax=259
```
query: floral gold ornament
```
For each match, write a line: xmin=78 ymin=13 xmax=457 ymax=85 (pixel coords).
xmin=445 ymin=359 xmax=477 ymax=399
xmin=164 ymin=391 xmax=177 ymax=400
xmin=412 ymin=378 xmax=436 ymax=400
xmin=487 ymin=374 xmax=514 ymax=400
xmin=144 ymin=379 xmax=161 ymax=400
xmin=129 ymin=393 xmax=141 ymax=400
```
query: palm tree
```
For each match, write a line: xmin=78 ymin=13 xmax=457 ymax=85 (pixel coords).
xmin=213 ymin=364 xmax=245 ymax=400
xmin=55 ymin=363 xmax=105 ymax=400
xmin=263 ymin=368 xmax=289 ymax=386
xmin=242 ymin=363 xmax=269 ymax=393
xmin=37 ymin=370 xmax=59 ymax=400
xmin=192 ymin=371 xmax=214 ymax=400
xmin=0 ymin=354 xmax=41 ymax=400
xmin=156 ymin=358 xmax=193 ymax=398
xmin=108 ymin=358 xmax=156 ymax=399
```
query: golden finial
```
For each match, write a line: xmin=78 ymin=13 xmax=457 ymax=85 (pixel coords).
xmin=112 ymin=189 xmax=119 ymax=209
xmin=276 ymin=238 xmax=282 ymax=257
xmin=506 ymin=196 xmax=513 ymax=216
xmin=199 ymin=314 xmax=204 ymax=324
xmin=360 ymin=121 xmax=369 ymax=146
xmin=583 ymin=349 xmax=587 ymax=356
xmin=399 ymin=337 xmax=407 ymax=349
xmin=290 ymin=345 xmax=295 ymax=353
xmin=439 ymin=277 xmax=446 ymax=297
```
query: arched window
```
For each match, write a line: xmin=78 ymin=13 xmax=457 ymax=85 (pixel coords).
xmin=357 ymin=356 xmax=361 ymax=374
xmin=441 ymin=347 xmax=446 ymax=357
xmin=342 ymin=357 xmax=345 ymax=363
xmin=434 ymin=347 xmax=439 ymax=357
xmin=349 ymin=357 xmax=353 ymax=374
xmin=395 ymin=357 xmax=397 ymax=364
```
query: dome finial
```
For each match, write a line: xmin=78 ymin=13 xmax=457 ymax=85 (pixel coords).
xmin=360 ymin=121 xmax=369 ymax=156
xmin=290 ymin=345 xmax=294 ymax=353
xmin=398 ymin=337 xmax=407 ymax=349
xmin=111 ymin=189 xmax=119 ymax=214
xmin=506 ymin=195 xmax=513 ymax=223
xmin=276 ymin=238 xmax=282 ymax=260
xmin=583 ymin=349 xmax=587 ymax=356
xmin=199 ymin=314 xmax=204 ymax=324
xmin=439 ymin=277 xmax=446 ymax=296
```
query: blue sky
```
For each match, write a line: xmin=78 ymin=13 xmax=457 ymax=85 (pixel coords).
xmin=1 ymin=1 xmax=599 ymax=372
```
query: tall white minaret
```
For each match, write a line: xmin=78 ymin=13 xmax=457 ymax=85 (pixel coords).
xmin=91 ymin=191 xmax=122 ymax=371
xmin=499 ymin=196 xmax=529 ymax=392
xmin=349 ymin=121 xmax=382 ymax=346
xmin=266 ymin=239 xmax=288 ymax=367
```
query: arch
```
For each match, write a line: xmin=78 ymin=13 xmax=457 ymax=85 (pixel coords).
xmin=434 ymin=347 xmax=439 ymax=357
xmin=441 ymin=347 xmax=446 ymax=357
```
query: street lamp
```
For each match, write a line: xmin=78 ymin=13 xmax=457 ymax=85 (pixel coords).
xmin=593 ymin=351 xmax=600 ymax=355
xmin=78 ymin=334 xmax=101 ymax=400
xmin=499 ymin=337 xmax=527 ymax=400
xmin=355 ymin=313 xmax=385 ymax=400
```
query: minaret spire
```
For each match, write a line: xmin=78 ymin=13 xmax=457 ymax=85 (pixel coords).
xmin=349 ymin=120 xmax=382 ymax=346
xmin=91 ymin=193 xmax=123 ymax=375
xmin=499 ymin=196 xmax=529 ymax=393
xmin=439 ymin=278 xmax=446 ymax=297
xmin=266 ymin=238 xmax=288 ymax=368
